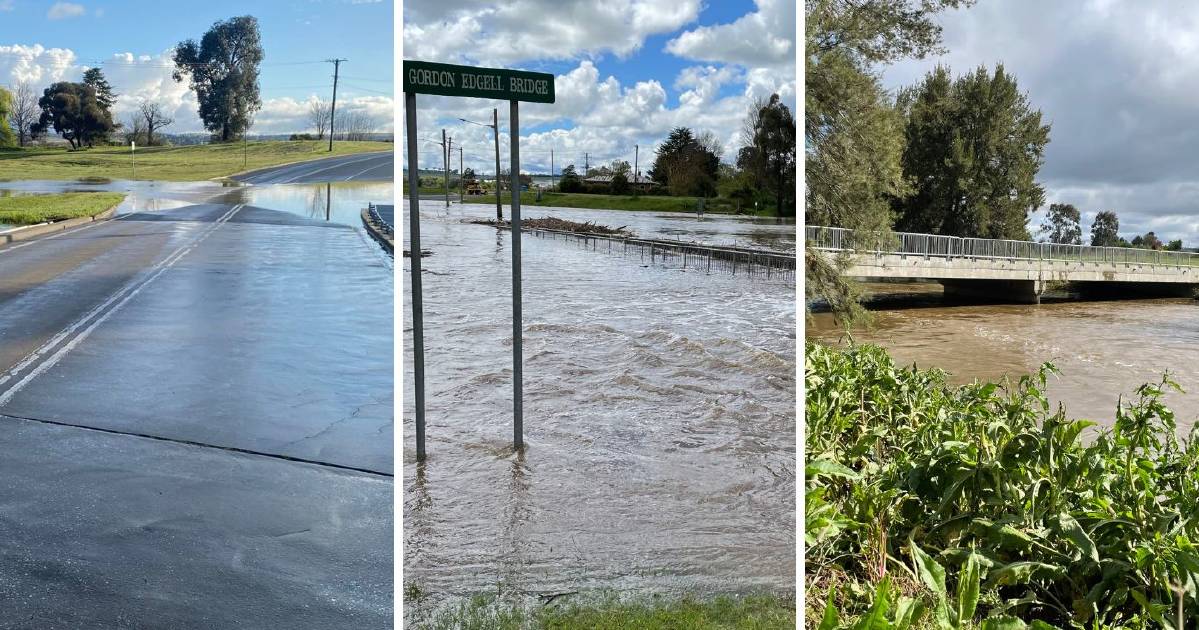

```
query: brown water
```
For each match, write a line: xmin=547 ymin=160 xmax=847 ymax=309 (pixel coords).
xmin=808 ymin=284 xmax=1199 ymax=435
xmin=402 ymin=203 xmax=796 ymax=610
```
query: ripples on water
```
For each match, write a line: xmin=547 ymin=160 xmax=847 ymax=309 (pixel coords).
xmin=808 ymin=283 xmax=1199 ymax=436
xmin=402 ymin=203 xmax=796 ymax=605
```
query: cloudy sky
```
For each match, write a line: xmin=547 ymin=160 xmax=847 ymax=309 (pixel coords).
xmin=880 ymin=0 xmax=1199 ymax=243
xmin=402 ymin=0 xmax=796 ymax=178
xmin=0 ymin=0 xmax=393 ymax=137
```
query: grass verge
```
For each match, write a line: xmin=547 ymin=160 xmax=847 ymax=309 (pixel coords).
xmin=0 ymin=192 xmax=125 ymax=226
xmin=805 ymin=342 xmax=1198 ymax=629
xmin=0 ymin=141 xmax=389 ymax=181
xmin=407 ymin=591 xmax=795 ymax=630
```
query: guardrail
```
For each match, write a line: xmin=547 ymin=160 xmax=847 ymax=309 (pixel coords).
xmin=367 ymin=203 xmax=392 ymax=237
xmin=806 ymin=226 xmax=1199 ymax=268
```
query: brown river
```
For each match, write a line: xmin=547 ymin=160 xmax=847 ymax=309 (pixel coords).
xmin=808 ymin=284 xmax=1199 ymax=436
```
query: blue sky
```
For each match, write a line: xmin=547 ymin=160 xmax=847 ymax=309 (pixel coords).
xmin=402 ymin=0 xmax=796 ymax=175
xmin=0 ymin=0 xmax=393 ymax=134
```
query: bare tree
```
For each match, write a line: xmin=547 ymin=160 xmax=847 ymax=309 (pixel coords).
xmin=138 ymin=99 xmax=174 ymax=146
xmin=335 ymin=110 xmax=377 ymax=141
xmin=124 ymin=113 xmax=146 ymax=145
xmin=308 ymin=98 xmax=332 ymax=140
xmin=8 ymin=81 xmax=40 ymax=147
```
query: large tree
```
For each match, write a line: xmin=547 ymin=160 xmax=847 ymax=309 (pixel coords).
xmin=649 ymin=127 xmax=720 ymax=197
xmin=7 ymin=81 xmax=40 ymax=147
xmin=805 ymin=0 xmax=973 ymax=319
xmin=894 ymin=64 xmax=1050 ymax=240
xmin=82 ymin=68 xmax=117 ymax=110
xmin=558 ymin=164 xmax=582 ymax=192
xmin=0 ymin=87 xmax=13 ymax=146
xmin=741 ymin=93 xmax=796 ymax=217
xmin=32 ymin=82 xmax=115 ymax=149
xmin=1041 ymin=202 xmax=1082 ymax=245
xmin=1090 ymin=210 xmax=1120 ymax=247
xmin=173 ymin=15 xmax=264 ymax=142
xmin=307 ymin=98 xmax=331 ymax=140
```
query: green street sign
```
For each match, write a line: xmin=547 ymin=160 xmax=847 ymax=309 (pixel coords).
xmin=403 ymin=60 xmax=555 ymax=104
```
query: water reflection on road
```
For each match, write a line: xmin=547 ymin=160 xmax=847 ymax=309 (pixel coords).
xmin=402 ymin=201 xmax=796 ymax=608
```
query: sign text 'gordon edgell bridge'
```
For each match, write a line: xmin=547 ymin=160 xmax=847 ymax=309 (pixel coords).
xmin=403 ymin=60 xmax=555 ymax=103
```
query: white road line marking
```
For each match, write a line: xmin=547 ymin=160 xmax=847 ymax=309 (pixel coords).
xmin=0 ymin=213 xmax=134 ymax=255
xmin=345 ymin=161 xmax=393 ymax=181
xmin=283 ymin=153 xmax=388 ymax=184
xmin=0 ymin=204 xmax=244 ymax=407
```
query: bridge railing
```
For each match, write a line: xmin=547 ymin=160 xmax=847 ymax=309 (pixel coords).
xmin=806 ymin=226 xmax=1199 ymax=268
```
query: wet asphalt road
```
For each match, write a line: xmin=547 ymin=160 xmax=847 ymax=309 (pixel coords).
xmin=234 ymin=151 xmax=393 ymax=185
xmin=0 ymin=157 xmax=393 ymax=627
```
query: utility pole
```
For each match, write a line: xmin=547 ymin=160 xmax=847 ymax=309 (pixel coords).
xmin=550 ymin=148 xmax=554 ymax=190
xmin=458 ymin=145 xmax=463 ymax=202
xmin=326 ymin=58 xmax=345 ymax=152
xmin=493 ymin=107 xmax=502 ymax=221
xmin=443 ymin=130 xmax=450 ymax=209
xmin=584 ymin=152 xmax=589 ymax=176
xmin=633 ymin=144 xmax=639 ymax=198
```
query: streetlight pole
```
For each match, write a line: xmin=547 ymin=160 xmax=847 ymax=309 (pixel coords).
xmin=458 ymin=111 xmax=504 ymax=221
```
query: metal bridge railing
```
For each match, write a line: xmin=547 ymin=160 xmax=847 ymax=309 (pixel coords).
xmin=806 ymin=226 xmax=1199 ymax=268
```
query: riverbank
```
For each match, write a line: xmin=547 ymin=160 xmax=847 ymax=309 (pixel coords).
xmin=806 ymin=342 xmax=1198 ymax=628
xmin=406 ymin=590 xmax=795 ymax=629
xmin=0 ymin=141 xmax=390 ymax=181
xmin=0 ymin=192 xmax=126 ymax=226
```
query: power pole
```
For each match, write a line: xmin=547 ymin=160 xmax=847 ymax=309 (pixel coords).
xmin=550 ymin=148 xmax=554 ymax=190
xmin=458 ymin=145 xmax=463 ymax=202
xmin=443 ymin=130 xmax=450 ymax=209
xmin=493 ymin=107 xmax=502 ymax=221
xmin=633 ymin=144 xmax=639 ymax=198
xmin=584 ymin=152 xmax=589 ymax=176
xmin=326 ymin=58 xmax=346 ymax=152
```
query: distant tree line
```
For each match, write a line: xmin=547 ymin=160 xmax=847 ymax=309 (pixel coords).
xmin=1045 ymin=204 xmax=1184 ymax=250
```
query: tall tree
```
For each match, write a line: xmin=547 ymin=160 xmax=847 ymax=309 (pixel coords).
xmin=1166 ymin=239 xmax=1183 ymax=251
xmin=0 ymin=87 xmax=13 ymax=146
xmin=650 ymin=127 xmax=719 ymax=197
xmin=7 ymin=81 xmax=40 ymax=147
xmin=1090 ymin=210 xmax=1120 ymax=246
xmin=742 ymin=93 xmax=796 ymax=217
xmin=32 ymin=82 xmax=115 ymax=149
xmin=173 ymin=15 xmax=264 ymax=142
xmin=558 ymin=164 xmax=582 ymax=192
xmin=82 ymin=68 xmax=117 ymax=110
xmin=1041 ymin=203 xmax=1082 ymax=244
xmin=138 ymin=99 xmax=175 ymax=146
xmin=895 ymin=64 xmax=1050 ymax=240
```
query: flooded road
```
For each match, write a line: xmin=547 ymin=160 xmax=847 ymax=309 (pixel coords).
xmin=808 ymin=284 xmax=1199 ymax=435
xmin=0 ymin=173 xmax=393 ymax=626
xmin=402 ymin=202 xmax=796 ymax=608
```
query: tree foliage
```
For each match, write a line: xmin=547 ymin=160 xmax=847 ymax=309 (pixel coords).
xmin=82 ymin=68 xmax=117 ymax=110
xmin=32 ymin=82 xmax=116 ymax=149
xmin=894 ymin=64 xmax=1050 ymax=240
xmin=0 ymin=87 xmax=13 ymax=147
xmin=649 ymin=127 xmax=720 ymax=197
xmin=1041 ymin=203 xmax=1082 ymax=245
xmin=741 ymin=94 xmax=796 ymax=217
xmin=173 ymin=15 xmax=264 ymax=142
xmin=1090 ymin=210 xmax=1120 ymax=247
xmin=558 ymin=164 xmax=582 ymax=193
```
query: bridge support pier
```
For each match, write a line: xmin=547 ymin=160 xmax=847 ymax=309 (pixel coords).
xmin=941 ymin=279 xmax=1044 ymax=305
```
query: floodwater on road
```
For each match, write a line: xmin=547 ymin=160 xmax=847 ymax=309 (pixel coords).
xmin=808 ymin=284 xmax=1199 ymax=436
xmin=402 ymin=202 xmax=796 ymax=609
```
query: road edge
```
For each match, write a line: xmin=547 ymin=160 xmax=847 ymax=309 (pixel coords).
xmin=218 ymin=150 xmax=393 ymax=183
xmin=361 ymin=207 xmax=394 ymax=255
xmin=0 ymin=201 xmax=121 ymax=247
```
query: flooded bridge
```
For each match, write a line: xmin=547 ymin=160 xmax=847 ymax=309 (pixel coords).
xmin=808 ymin=226 xmax=1199 ymax=303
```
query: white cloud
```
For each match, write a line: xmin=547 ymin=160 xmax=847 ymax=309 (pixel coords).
xmin=0 ymin=44 xmax=78 ymax=84
xmin=47 ymin=2 xmax=85 ymax=19
xmin=403 ymin=0 xmax=702 ymax=65
xmin=0 ymin=0 xmax=15 ymax=12
xmin=665 ymin=0 xmax=795 ymax=69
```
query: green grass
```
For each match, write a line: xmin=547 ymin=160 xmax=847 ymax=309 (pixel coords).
xmin=407 ymin=592 xmax=795 ymax=630
xmin=0 ymin=192 xmax=126 ymax=226
xmin=806 ymin=342 xmax=1198 ymax=629
xmin=0 ymin=140 xmax=390 ymax=181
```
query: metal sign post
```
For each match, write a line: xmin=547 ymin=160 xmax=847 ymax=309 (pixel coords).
xmin=405 ymin=92 xmax=427 ymax=461
xmin=509 ymin=99 xmax=523 ymax=449
xmin=403 ymin=59 xmax=554 ymax=456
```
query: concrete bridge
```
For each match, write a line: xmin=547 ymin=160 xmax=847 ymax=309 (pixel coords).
xmin=807 ymin=226 xmax=1199 ymax=303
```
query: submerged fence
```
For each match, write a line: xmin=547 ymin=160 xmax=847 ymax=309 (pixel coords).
xmin=526 ymin=227 xmax=796 ymax=280
xmin=807 ymin=226 xmax=1199 ymax=268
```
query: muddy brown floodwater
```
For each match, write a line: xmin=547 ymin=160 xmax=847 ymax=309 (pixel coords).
xmin=807 ymin=284 xmax=1199 ymax=436
xmin=402 ymin=202 xmax=796 ymax=612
